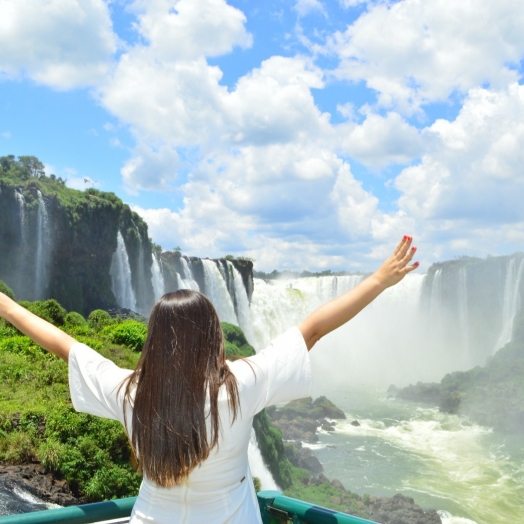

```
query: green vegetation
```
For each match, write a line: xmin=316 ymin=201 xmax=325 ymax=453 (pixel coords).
xmin=398 ymin=309 xmax=524 ymax=433
xmin=222 ymin=322 xmax=257 ymax=359
xmin=0 ymin=281 xmax=15 ymax=301
xmin=0 ymin=292 xmax=142 ymax=501
xmin=438 ymin=336 xmax=524 ymax=432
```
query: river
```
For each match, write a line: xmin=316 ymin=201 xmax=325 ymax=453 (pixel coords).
xmin=309 ymin=386 xmax=524 ymax=524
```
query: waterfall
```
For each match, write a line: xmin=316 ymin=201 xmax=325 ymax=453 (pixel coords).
xmin=179 ymin=257 xmax=200 ymax=291
xmin=14 ymin=191 xmax=25 ymax=243
xmin=457 ymin=266 xmax=470 ymax=362
xmin=248 ymin=430 xmax=278 ymax=490
xmin=110 ymin=232 xmax=137 ymax=311
xmin=494 ymin=257 xmax=524 ymax=352
xmin=34 ymin=191 xmax=51 ymax=300
xmin=202 ymin=260 xmax=238 ymax=324
xmin=250 ymin=275 xmax=363 ymax=350
xmin=151 ymin=254 xmax=165 ymax=302
xmin=227 ymin=261 xmax=254 ymax=343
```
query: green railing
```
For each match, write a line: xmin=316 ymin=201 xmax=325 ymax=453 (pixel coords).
xmin=258 ymin=491 xmax=378 ymax=524
xmin=0 ymin=491 xmax=378 ymax=524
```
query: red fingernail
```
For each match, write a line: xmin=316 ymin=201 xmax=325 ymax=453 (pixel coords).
xmin=403 ymin=235 xmax=407 ymax=240
xmin=411 ymin=246 xmax=416 ymax=251
xmin=414 ymin=261 xmax=419 ymax=267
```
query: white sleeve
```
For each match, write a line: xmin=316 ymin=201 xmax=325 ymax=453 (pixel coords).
xmin=68 ymin=343 xmax=133 ymax=425
xmin=230 ymin=326 xmax=312 ymax=416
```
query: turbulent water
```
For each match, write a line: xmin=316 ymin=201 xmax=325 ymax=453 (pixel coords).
xmin=0 ymin=481 xmax=55 ymax=516
xmin=310 ymin=387 xmax=524 ymax=524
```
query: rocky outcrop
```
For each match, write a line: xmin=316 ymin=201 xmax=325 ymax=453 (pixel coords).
xmin=0 ymin=465 xmax=82 ymax=507
xmin=367 ymin=494 xmax=441 ymax=524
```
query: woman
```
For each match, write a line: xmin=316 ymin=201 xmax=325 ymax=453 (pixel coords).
xmin=0 ymin=236 xmax=417 ymax=523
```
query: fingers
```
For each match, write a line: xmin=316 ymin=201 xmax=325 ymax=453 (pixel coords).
xmin=403 ymin=261 xmax=420 ymax=274
xmin=394 ymin=235 xmax=412 ymax=258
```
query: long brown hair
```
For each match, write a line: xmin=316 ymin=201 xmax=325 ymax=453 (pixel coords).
xmin=121 ymin=290 xmax=240 ymax=486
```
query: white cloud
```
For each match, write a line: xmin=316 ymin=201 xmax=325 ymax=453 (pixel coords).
xmin=294 ymin=0 xmax=326 ymax=17
xmin=129 ymin=0 xmax=252 ymax=60
xmin=1 ymin=131 xmax=10 ymax=139
xmin=0 ymin=0 xmax=117 ymax=89
xmin=339 ymin=112 xmax=424 ymax=166
xmin=121 ymin=145 xmax=180 ymax=193
xmin=331 ymin=163 xmax=379 ymax=237
xmin=395 ymin=83 xmax=524 ymax=255
xmin=328 ymin=0 xmax=524 ymax=112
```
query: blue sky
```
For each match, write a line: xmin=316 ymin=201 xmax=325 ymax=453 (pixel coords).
xmin=1 ymin=0 xmax=524 ymax=271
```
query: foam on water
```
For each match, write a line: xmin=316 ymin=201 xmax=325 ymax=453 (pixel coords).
xmin=331 ymin=405 xmax=524 ymax=524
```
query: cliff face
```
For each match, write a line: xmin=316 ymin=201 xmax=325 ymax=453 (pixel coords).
xmin=0 ymin=157 xmax=153 ymax=315
xmin=0 ymin=156 xmax=254 ymax=320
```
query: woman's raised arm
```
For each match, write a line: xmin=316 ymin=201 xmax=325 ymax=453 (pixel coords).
xmin=299 ymin=236 xmax=419 ymax=350
xmin=0 ymin=292 xmax=75 ymax=362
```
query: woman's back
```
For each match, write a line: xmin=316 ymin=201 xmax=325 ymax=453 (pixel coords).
xmin=68 ymin=325 xmax=311 ymax=524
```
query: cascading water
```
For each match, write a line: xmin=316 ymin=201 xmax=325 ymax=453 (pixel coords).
xmin=494 ymin=257 xmax=524 ymax=352
xmin=250 ymin=275 xmax=363 ymax=350
xmin=202 ymin=260 xmax=237 ymax=324
xmin=458 ymin=266 xmax=470 ymax=361
xmin=179 ymin=257 xmax=200 ymax=291
xmin=151 ymin=254 xmax=165 ymax=302
xmin=227 ymin=261 xmax=254 ymax=342
xmin=110 ymin=232 xmax=137 ymax=311
xmin=248 ymin=430 xmax=278 ymax=490
xmin=34 ymin=191 xmax=51 ymax=300
xmin=14 ymin=191 xmax=25 ymax=244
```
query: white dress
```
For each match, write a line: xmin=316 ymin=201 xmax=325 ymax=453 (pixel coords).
xmin=68 ymin=326 xmax=312 ymax=524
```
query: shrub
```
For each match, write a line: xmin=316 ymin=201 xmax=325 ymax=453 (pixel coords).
xmin=222 ymin=322 xmax=255 ymax=359
xmin=101 ymin=321 xmax=147 ymax=352
xmin=0 ymin=281 xmax=15 ymax=300
xmin=0 ymin=336 xmax=45 ymax=358
xmin=65 ymin=311 xmax=87 ymax=327
xmin=24 ymin=299 xmax=66 ymax=326
xmin=0 ymin=431 xmax=37 ymax=463
xmin=88 ymin=310 xmax=113 ymax=332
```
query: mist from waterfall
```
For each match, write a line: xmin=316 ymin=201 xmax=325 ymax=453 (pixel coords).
xmin=250 ymin=255 xmax=524 ymax=387
xmin=34 ymin=191 xmax=51 ymax=300
xmin=110 ymin=232 xmax=137 ymax=311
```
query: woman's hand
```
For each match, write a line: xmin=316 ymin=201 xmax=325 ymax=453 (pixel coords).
xmin=372 ymin=235 xmax=419 ymax=290
xmin=299 ymin=235 xmax=419 ymax=350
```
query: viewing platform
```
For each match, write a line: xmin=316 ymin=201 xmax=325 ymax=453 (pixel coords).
xmin=0 ymin=491 xmax=378 ymax=524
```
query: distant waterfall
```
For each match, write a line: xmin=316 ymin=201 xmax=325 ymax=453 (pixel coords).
xmin=179 ymin=257 xmax=200 ymax=291
xmin=110 ymin=232 xmax=137 ymax=311
xmin=14 ymin=191 xmax=26 ymax=244
xmin=227 ymin=262 xmax=254 ymax=342
xmin=151 ymin=254 xmax=165 ymax=302
xmin=494 ymin=257 xmax=524 ymax=352
xmin=457 ymin=267 xmax=470 ymax=359
xmin=202 ymin=260 xmax=237 ymax=324
xmin=34 ymin=191 xmax=51 ymax=300
xmin=251 ymin=275 xmax=363 ymax=350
